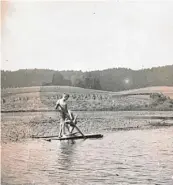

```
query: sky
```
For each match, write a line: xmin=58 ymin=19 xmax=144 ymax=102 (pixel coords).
xmin=1 ymin=0 xmax=173 ymax=71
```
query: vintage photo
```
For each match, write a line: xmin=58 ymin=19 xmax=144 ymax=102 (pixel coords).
xmin=1 ymin=1 xmax=173 ymax=185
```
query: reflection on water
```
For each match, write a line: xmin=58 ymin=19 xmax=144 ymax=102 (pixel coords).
xmin=2 ymin=128 xmax=173 ymax=185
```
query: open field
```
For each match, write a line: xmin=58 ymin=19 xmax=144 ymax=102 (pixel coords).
xmin=2 ymin=85 xmax=173 ymax=96
xmin=1 ymin=86 xmax=173 ymax=112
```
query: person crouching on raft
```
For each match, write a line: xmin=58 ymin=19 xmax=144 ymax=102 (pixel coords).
xmin=55 ymin=93 xmax=71 ymax=137
xmin=65 ymin=110 xmax=77 ymax=133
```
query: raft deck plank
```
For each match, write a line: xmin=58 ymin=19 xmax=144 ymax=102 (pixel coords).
xmin=32 ymin=132 xmax=78 ymax=139
xmin=45 ymin=134 xmax=103 ymax=141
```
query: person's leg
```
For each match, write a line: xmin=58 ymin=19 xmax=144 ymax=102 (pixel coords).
xmin=65 ymin=123 xmax=70 ymax=133
xmin=58 ymin=123 xmax=62 ymax=137
xmin=60 ymin=113 xmax=68 ymax=137
xmin=59 ymin=115 xmax=65 ymax=137
xmin=67 ymin=111 xmax=75 ymax=133
xmin=64 ymin=119 xmax=73 ymax=135
xmin=70 ymin=115 xmax=77 ymax=133
xmin=69 ymin=125 xmax=73 ymax=133
xmin=62 ymin=121 xmax=66 ymax=136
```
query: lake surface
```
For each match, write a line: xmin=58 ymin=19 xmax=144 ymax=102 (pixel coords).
xmin=2 ymin=127 xmax=173 ymax=185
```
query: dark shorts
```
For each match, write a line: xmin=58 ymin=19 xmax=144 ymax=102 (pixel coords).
xmin=60 ymin=112 xmax=66 ymax=121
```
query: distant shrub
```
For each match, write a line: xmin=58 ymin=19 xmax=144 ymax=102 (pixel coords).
xmin=2 ymin=98 xmax=6 ymax=104
xmin=150 ymin=93 xmax=169 ymax=105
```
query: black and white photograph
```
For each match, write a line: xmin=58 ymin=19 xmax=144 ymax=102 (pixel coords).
xmin=1 ymin=0 xmax=173 ymax=185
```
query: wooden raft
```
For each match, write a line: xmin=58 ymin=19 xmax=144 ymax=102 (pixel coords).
xmin=32 ymin=134 xmax=103 ymax=141
xmin=46 ymin=134 xmax=103 ymax=141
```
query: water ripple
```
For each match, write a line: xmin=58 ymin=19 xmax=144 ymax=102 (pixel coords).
xmin=2 ymin=128 xmax=173 ymax=185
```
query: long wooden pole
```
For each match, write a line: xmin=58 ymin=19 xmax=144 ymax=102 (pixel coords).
xmin=68 ymin=122 xmax=85 ymax=137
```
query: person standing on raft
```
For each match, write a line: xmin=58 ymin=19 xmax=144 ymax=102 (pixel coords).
xmin=55 ymin=93 xmax=85 ymax=138
xmin=55 ymin=93 xmax=70 ymax=137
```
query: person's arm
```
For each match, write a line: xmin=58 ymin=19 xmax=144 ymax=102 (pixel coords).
xmin=68 ymin=110 xmax=74 ymax=120
xmin=55 ymin=100 xmax=67 ymax=114
xmin=55 ymin=100 xmax=60 ymax=110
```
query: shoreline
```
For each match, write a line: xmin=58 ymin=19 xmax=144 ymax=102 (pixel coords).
xmin=2 ymin=111 xmax=173 ymax=143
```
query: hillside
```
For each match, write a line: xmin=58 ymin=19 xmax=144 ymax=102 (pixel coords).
xmin=115 ymin=86 xmax=173 ymax=99
xmin=1 ymin=86 xmax=173 ymax=112
xmin=1 ymin=65 xmax=173 ymax=91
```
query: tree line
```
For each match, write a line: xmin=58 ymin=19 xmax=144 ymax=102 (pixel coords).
xmin=1 ymin=65 xmax=173 ymax=91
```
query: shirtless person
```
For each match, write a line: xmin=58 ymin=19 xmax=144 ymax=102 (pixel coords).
xmin=55 ymin=93 xmax=85 ymax=138
xmin=55 ymin=93 xmax=70 ymax=137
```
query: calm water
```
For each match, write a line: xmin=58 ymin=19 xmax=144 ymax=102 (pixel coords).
xmin=2 ymin=127 xmax=173 ymax=185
